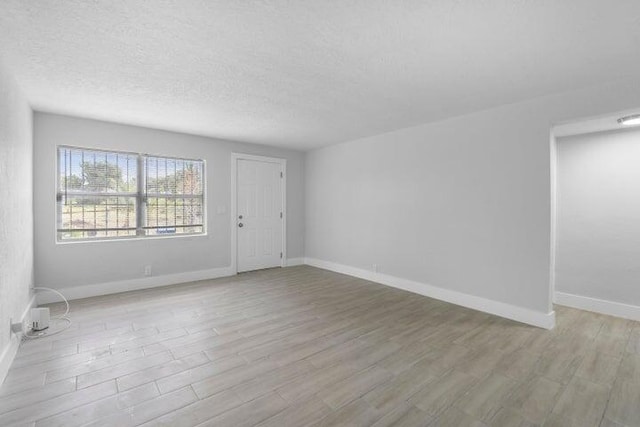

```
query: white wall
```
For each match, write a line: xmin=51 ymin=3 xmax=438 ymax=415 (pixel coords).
xmin=0 ymin=60 xmax=33 ymax=381
xmin=305 ymin=79 xmax=640 ymax=327
xmin=556 ymin=128 xmax=640 ymax=312
xmin=34 ymin=113 xmax=304 ymax=297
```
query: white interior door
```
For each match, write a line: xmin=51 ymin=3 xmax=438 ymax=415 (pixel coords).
xmin=236 ymin=158 xmax=283 ymax=272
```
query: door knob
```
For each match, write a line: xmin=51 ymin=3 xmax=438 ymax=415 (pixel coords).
xmin=238 ymin=223 xmax=244 ymax=228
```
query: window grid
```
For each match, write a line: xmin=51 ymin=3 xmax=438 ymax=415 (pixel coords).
xmin=57 ymin=147 xmax=205 ymax=241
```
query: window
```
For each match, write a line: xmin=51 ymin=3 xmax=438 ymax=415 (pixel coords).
xmin=57 ymin=146 xmax=205 ymax=241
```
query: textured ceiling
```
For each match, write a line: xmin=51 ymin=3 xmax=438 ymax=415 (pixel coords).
xmin=1 ymin=1 xmax=640 ymax=150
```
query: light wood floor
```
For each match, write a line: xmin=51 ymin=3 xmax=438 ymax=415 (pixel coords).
xmin=1 ymin=266 xmax=638 ymax=427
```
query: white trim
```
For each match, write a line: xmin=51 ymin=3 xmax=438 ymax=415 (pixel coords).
xmin=0 ymin=336 xmax=20 ymax=387
xmin=35 ymin=266 xmax=234 ymax=304
xmin=231 ymin=154 xmax=238 ymax=273
xmin=552 ymin=108 xmax=640 ymax=138
xmin=555 ymin=292 xmax=640 ymax=322
xmin=305 ymin=258 xmax=555 ymax=329
xmin=0 ymin=295 xmax=37 ymax=385
xmin=549 ymin=129 xmax=558 ymax=312
xmin=230 ymin=153 xmax=287 ymax=274
xmin=285 ymin=257 xmax=305 ymax=267
xmin=230 ymin=153 xmax=287 ymax=164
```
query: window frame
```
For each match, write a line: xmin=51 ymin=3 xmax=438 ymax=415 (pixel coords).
xmin=56 ymin=145 xmax=207 ymax=243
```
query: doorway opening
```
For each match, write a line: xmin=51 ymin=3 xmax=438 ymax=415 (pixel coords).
xmin=550 ymin=109 xmax=640 ymax=321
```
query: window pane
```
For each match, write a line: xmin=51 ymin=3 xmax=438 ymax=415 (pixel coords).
xmin=145 ymin=197 xmax=204 ymax=236
xmin=58 ymin=147 xmax=137 ymax=194
xmin=58 ymin=195 xmax=137 ymax=240
xmin=144 ymin=156 xmax=203 ymax=196
xmin=57 ymin=147 xmax=139 ymax=241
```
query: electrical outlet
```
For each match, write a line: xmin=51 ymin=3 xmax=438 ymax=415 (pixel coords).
xmin=144 ymin=265 xmax=152 ymax=276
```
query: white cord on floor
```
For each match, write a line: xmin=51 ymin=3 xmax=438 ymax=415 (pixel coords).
xmin=23 ymin=287 xmax=72 ymax=339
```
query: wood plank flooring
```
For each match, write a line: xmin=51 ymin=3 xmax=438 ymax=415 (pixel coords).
xmin=1 ymin=266 xmax=638 ymax=426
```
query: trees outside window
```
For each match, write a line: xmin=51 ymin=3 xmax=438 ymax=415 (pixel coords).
xmin=57 ymin=147 xmax=204 ymax=241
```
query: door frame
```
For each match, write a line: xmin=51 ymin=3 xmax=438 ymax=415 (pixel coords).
xmin=231 ymin=153 xmax=287 ymax=274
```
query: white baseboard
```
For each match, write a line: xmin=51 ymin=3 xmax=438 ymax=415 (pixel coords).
xmin=285 ymin=257 xmax=305 ymax=267
xmin=36 ymin=266 xmax=235 ymax=304
xmin=0 ymin=294 xmax=37 ymax=385
xmin=31 ymin=257 xmax=560 ymax=329
xmin=555 ymin=291 xmax=640 ymax=322
xmin=304 ymin=258 xmax=555 ymax=329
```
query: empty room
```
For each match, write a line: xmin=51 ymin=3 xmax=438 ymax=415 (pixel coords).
xmin=1 ymin=1 xmax=640 ymax=426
